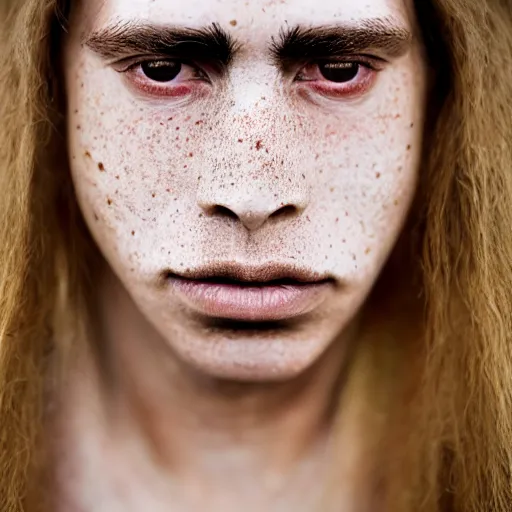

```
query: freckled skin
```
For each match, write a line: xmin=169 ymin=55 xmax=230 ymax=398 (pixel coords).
xmin=60 ymin=0 xmax=427 ymax=510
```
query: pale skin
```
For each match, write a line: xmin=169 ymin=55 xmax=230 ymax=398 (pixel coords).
xmin=58 ymin=0 xmax=427 ymax=510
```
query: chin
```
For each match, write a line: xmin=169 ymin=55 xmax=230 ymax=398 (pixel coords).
xmin=161 ymin=319 xmax=341 ymax=382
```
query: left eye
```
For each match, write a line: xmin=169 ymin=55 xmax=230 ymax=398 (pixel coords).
xmin=140 ymin=60 xmax=183 ymax=82
xmin=317 ymin=62 xmax=361 ymax=83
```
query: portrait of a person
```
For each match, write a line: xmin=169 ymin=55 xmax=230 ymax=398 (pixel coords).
xmin=0 ymin=0 xmax=512 ymax=511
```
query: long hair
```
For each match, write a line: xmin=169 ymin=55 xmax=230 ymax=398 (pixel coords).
xmin=0 ymin=1 xmax=511 ymax=511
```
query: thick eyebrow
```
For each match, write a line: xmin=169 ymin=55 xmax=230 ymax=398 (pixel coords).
xmin=270 ymin=18 xmax=412 ymax=69
xmin=83 ymin=21 xmax=240 ymax=67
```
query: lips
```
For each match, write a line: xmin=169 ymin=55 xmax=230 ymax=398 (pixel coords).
xmin=167 ymin=263 xmax=333 ymax=322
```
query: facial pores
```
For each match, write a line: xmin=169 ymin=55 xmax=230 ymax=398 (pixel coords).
xmin=64 ymin=0 xmax=426 ymax=379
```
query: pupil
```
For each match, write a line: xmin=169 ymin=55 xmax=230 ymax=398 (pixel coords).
xmin=320 ymin=62 xmax=359 ymax=83
xmin=141 ymin=61 xmax=182 ymax=82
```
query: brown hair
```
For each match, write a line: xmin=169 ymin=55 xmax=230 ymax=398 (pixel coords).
xmin=0 ymin=1 xmax=511 ymax=511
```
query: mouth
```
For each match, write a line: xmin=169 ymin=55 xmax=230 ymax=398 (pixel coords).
xmin=165 ymin=263 xmax=334 ymax=322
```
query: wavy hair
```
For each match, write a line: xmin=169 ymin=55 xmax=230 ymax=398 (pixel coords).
xmin=0 ymin=1 xmax=511 ymax=511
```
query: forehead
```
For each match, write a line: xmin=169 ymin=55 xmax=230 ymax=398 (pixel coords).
xmin=79 ymin=0 xmax=414 ymax=34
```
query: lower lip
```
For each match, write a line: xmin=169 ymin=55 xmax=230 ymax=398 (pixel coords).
xmin=170 ymin=278 xmax=332 ymax=321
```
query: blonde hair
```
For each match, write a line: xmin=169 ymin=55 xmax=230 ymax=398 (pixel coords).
xmin=0 ymin=1 xmax=511 ymax=511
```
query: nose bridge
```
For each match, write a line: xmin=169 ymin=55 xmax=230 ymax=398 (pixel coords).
xmin=196 ymin=95 xmax=310 ymax=230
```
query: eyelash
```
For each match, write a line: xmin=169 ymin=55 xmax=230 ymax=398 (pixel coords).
xmin=118 ymin=57 xmax=382 ymax=99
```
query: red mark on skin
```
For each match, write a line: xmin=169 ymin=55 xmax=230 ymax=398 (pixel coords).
xmin=168 ymin=117 xmax=174 ymax=121
xmin=176 ymin=126 xmax=180 ymax=131
xmin=166 ymin=188 xmax=171 ymax=192
xmin=195 ymin=120 xmax=204 ymax=126
xmin=185 ymin=116 xmax=191 ymax=121
xmin=375 ymin=172 xmax=381 ymax=179
xmin=184 ymin=165 xmax=188 ymax=169
xmin=230 ymin=19 xmax=237 ymax=26
xmin=98 ymin=162 xmax=105 ymax=171
xmin=255 ymin=140 xmax=263 ymax=150
xmin=238 ymin=138 xmax=243 ymax=143
xmin=188 ymin=152 xmax=193 ymax=157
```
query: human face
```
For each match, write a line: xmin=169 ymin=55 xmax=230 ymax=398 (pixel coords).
xmin=64 ymin=0 xmax=427 ymax=381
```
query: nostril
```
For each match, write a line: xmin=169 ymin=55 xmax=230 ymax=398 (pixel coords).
xmin=270 ymin=204 xmax=299 ymax=220
xmin=207 ymin=205 xmax=239 ymax=220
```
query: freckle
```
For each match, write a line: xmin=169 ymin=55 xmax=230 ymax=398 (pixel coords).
xmin=352 ymin=255 xmax=356 ymax=261
xmin=152 ymin=193 xmax=156 ymax=198
xmin=195 ymin=120 xmax=204 ymax=126
xmin=336 ymin=218 xmax=339 ymax=223
xmin=84 ymin=151 xmax=91 ymax=158
xmin=410 ymin=122 xmax=414 ymax=128
xmin=255 ymin=140 xmax=263 ymax=150
xmin=198 ymin=176 xmax=202 ymax=181
xmin=238 ymin=138 xmax=243 ymax=143
xmin=74 ymin=109 xmax=78 ymax=114
xmin=329 ymin=187 xmax=334 ymax=192
xmin=184 ymin=165 xmax=188 ymax=168
xmin=376 ymin=172 xmax=381 ymax=178
xmin=98 ymin=162 xmax=105 ymax=171
xmin=166 ymin=188 xmax=171 ymax=192
xmin=93 ymin=213 xmax=99 ymax=221
xmin=76 ymin=125 xmax=81 ymax=130
xmin=107 ymin=198 xmax=112 ymax=205
xmin=407 ymin=144 xmax=411 ymax=150
xmin=398 ymin=166 xmax=403 ymax=172
xmin=365 ymin=248 xmax=371 ymax=255
xmin=199 ymin=213 xmax=203 ymax=218
xmin=186 ymin=137 xmax=190 ymax=142
xmin=131 ymin=231 xmax=135 ymax=236
xmin=188 ymin=152 xmax=193 ymax=157
xmin=230 ymin=19 xmax=237 ymax=26
xmin=302 ymin=174 xmax=306 ymax=179
xmin=394 ymin=199 xmax=399 ymax=206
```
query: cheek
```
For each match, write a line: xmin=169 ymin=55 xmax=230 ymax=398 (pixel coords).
xmin=312 ymin=106 xmax=421 ymax=273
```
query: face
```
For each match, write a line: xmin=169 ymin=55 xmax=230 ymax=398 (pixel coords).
xmin=64 ymin=0 xmax=427 ymax=381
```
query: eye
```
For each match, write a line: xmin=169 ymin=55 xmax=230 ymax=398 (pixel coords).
xmin=140 ymin=60 xmax=183 ymax=82
xmin=318 ymin=62 xmax=361 ymax=83
xmin=296 ymin=59 xmax=381 ymax=98
xmin=118 ymin=58 xmax=209 ymax=98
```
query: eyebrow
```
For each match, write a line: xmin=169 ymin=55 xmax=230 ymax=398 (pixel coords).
xmin=84 ymin=21 xmax=240 ymax=67
xmin=84 ymin=17 xmax=412 ymax=69
xmin=270 ymin=18 xmax=412 ymax=69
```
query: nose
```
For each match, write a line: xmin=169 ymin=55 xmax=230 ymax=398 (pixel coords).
xmin=198 ymin=194 xmax=307 ymax=231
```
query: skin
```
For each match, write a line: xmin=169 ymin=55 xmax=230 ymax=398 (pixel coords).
xmin=58 ymin=0 xmax=427 ymax=510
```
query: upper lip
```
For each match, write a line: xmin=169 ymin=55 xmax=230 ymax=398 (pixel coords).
xmin=168 ymin=262 xmax=332 ymax=284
